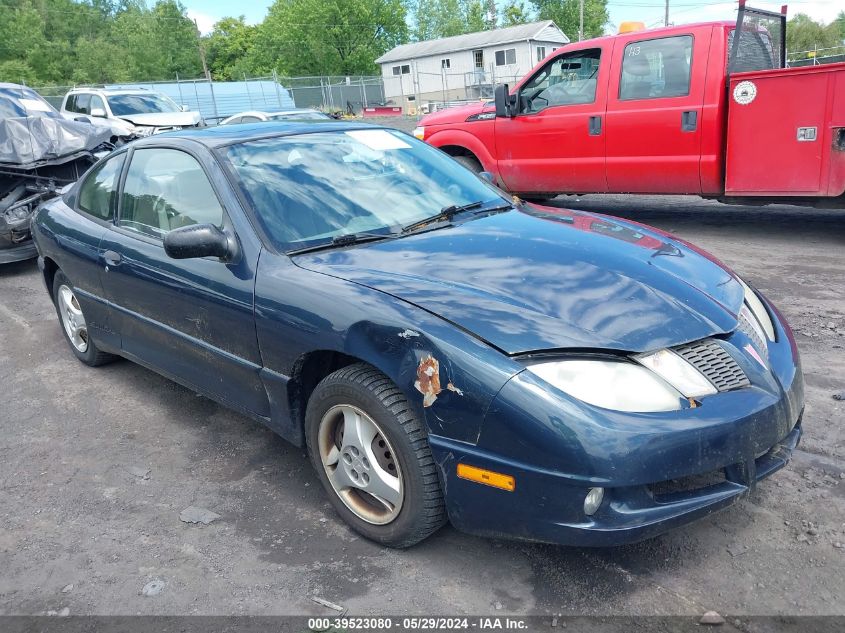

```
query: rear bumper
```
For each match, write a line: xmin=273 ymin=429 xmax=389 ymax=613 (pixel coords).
xmin=0 ymin=238 xmax=37 ymax=264
xmin=430 ymin=415 xmax=802 ymax=547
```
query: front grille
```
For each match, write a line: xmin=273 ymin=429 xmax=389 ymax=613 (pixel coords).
xmin=674 ymin=339 xmax=750 ymax=392
xmin=649 ymin=467 xmax=727 ymax=498
xmin=737 ymin=307 xmax=769 ymax=362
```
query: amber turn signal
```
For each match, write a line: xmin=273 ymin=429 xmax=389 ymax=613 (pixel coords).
xmin=457 ymin=463 xmax=515 ymax=492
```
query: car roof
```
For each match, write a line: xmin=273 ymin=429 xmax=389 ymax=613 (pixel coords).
xmin=139 ymin=120 xmax=388 ymax=149
xmin=67 ymin=88 xmax=160 ymax=95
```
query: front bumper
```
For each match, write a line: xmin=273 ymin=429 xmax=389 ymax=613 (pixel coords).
xmin=430 ymin=418 xmax=801 ymax=546
xmin=431 ymin=301 xmax=804 ymax=547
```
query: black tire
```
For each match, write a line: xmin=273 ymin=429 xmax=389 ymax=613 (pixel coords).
xmin=305 ymin=363 xmax=447 ymax=548
xmin=52 ymin=270 xmax=116 ymax=367
xmin=452 ymin=154 xmax=483 ymax=174
xmin=522 ymin=193 xmax=558 ymax=202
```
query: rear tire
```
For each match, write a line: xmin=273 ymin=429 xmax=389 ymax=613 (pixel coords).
xmin=52 ymin=270 xmax=116 ymax=367
xmin=305 ymin=363 xmax=447 ymax=548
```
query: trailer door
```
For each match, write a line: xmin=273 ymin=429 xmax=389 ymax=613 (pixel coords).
xmin=604 ymin=30 xmax=708 ymax=194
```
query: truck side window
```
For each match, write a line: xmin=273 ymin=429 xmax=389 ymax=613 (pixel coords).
xmin=520 ymin=49 xmax=601 ymax=113
xmin=620 ymin=35 xmax=693 ymax=100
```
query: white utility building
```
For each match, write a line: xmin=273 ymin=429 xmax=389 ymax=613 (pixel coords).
xmin=375 ymin=21 xmax=569 ymax=113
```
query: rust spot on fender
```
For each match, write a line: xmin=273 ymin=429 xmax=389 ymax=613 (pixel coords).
xmin=415 ymin=355 xmax=442 ymax=407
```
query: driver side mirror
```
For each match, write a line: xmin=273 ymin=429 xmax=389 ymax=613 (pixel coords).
xmin=90 ymin=107 xmax=106 ymax=118
xmin=494 ymin=84 xmax=518 ymax=118
xmin=179 ymin=104 xmax=190 ymax=112
xmin=163 ymin=223 xmax=235 ymax=261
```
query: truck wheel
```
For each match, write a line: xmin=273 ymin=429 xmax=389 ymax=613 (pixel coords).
xmin=52 ymin=271 xmax=116 ymax=367
xmin=452 ymin=154 xmax=483 ymax=174
xmin=305 ymin=363 xmax=447 ymax=548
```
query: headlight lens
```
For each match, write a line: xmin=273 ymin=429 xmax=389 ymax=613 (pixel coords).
xmin=635 ymin=348 xmax=717 ymax=398
xmin=525 ymin=359 xmax=684 ymax=412
xmin=412 ymin=126 xmax=425 ymax=140
xmin=738 ymin=278 xmax=775 ymax=341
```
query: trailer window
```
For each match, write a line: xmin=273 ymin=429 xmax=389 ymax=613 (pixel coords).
xmin=620 ymin=35 xmax=693 ymax=100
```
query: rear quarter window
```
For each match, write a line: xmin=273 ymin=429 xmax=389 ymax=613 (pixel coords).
xmin=77 ymin=154 xmax=126 ymax=221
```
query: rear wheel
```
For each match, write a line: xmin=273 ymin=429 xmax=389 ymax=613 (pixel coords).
xmin=52 ymin=271 xmax=115 ymax=367
xmin=305 ymin=363 xmax=447 ymax=547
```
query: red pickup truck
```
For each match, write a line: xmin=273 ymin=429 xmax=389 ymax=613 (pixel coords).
xmin=414 ymin=3 xmax=845 ymax=207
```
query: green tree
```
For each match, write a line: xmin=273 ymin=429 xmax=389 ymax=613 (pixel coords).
xmin=531 ymin=0 xmax=608 ymax=40
xmin=205 ymin=17 xmax=261 ymax=81
xmin=501 ymin=0 xmax=532 ymax=27
xmin=786 ymin=13 xmax=841 ymax=57
xmin=483 ymin=0 xmax=497 ymax=30
xmin=254 ymin=0 xmax=408 ymax=76
xmin=836 ymin=11 xmax=845 ymax=41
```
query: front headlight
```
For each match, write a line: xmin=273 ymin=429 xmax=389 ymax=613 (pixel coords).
xmin=737 ymin=278 xmax=775 ymax=341
xmin=412 ymin=126 xmax=425 ymax=140
xmin=526 ymin=359 xmax=685 ymax=412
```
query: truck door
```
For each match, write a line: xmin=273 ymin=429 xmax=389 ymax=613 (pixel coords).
xmin=605 ymin=29 xmax=709 ymax=194
xmin=494 ymin=45 xmax=609 ymax=195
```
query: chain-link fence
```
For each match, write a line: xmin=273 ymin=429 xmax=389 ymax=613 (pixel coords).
xmin=31 ymin=72 xmax=388 ymax=122
xmin=787 ymin=45 xmax=845 ymax=67
xmin=280 ymin=75 xmax=386 ymax=113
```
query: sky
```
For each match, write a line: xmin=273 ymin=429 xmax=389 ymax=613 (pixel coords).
xmin=183 ymin=0 xmax=844 ymax=36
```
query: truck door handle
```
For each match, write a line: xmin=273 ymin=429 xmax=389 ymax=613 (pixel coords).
xmin=103 ymin=250 xmax=122 ymax=266
xmin=588 ymin=116 xmax=602 ymax=136
xmin=681 ymin=110 xmax=698 ymax=132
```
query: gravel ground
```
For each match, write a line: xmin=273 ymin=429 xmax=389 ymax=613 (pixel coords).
xmin=0 ymin=125 xmax=843 ymax=620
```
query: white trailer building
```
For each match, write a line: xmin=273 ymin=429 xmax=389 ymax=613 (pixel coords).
xmin=375 ymin=21 xmax=569 ymax=113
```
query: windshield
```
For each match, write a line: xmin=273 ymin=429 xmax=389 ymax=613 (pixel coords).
xmin=270 ymin=111 xmax=329 ymax=121
xmin=107 ymin=93 xmax=180 ymax=116
xmin=0 ymin=87 xmax=59 ymax=119
xmin=221 ymin=129 xmax=505 ymax=252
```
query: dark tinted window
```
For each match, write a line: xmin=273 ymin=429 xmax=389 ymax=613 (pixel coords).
xmin=120 ymin=149 xmax=224 ymax=239
xmin=78 ymin=154 xmax=126 ymax=220
xmin=620 ymin=35 xmax=693 ymax=100
xmin=107 ymin=94 xmax=179 ymax=116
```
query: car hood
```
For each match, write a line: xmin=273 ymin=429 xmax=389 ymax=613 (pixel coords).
xmin=293 ymin=206 xmax=745 ymax=355
xmin=116 ymin=111 xmax=201 ymax=127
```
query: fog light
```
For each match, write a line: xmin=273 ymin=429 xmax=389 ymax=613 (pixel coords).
xmin=584 ymin=487 xmax=604 ymax=515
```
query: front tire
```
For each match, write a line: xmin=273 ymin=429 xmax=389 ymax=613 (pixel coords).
xmin=452 ymin=154 xmax=483 ymax=174
xmin=52 ymin=271 xmax=115 ymax=367
xmin=305 ymin=363 xmax=447 ymax=548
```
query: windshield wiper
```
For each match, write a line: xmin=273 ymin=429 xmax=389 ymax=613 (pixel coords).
xmin=402 ymin=200 xmax=513 ymax=233
xmin=286 ymin=232 xmax=395 ymax=256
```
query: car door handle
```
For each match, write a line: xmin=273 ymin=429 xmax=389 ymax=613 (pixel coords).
xmin=681 ymin=110 xmax=698 ymax=132
xmin=588 ymin=115 xmax=602 ymax=136
xmin=103 ymin=250 xmax=122 ymax=266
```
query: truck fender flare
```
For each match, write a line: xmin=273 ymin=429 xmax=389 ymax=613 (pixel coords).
xmin=426 ymin=129 xmax=500 ymax=181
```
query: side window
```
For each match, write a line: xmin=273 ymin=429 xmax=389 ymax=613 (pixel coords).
xmin=495 ymin=48 xmax=517 ymax=66
xmin=75 ymin=94 xmax=91 ymax=115
xmin=89 ymin=95 xmax=106 ymax=115
xmin=620 ymin=35 xmax=693 ymax=100
xmin=240 ymin=116 xmax=261 ymax=123
xmin=520 ymin=48 xmax=601 ymax=113
xmin=65 ymin=94 xmax=77 ymax=112
xmin=78 ymin=154 xmax=126 ymax=221
xmin=227 ymin=116 xmax=242 ymax=124
xmin=120 ymin=148 xmax=224 ymax=240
